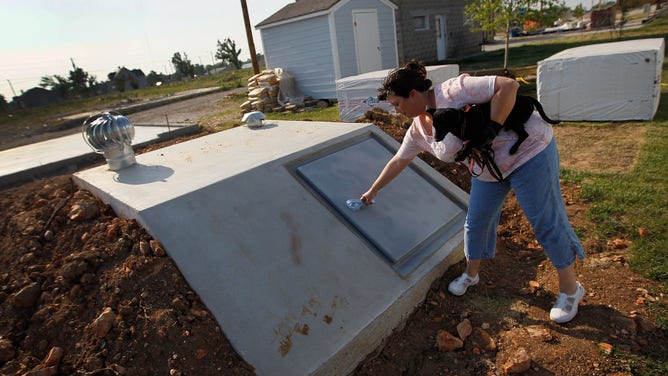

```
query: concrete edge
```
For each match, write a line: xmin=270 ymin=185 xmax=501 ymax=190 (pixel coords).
xmin=0 ymin=153 xmax=105 ymax=191
xmin=315 ymin=236 xmax=465 ymax=376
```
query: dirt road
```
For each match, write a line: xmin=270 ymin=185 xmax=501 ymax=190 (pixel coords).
xmin=1 ymin=87 xmax=245 ymax=151
xmin=125 ymin=87 xmax=245 ymax=126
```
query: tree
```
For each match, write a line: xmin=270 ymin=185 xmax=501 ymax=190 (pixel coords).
xmin=68 ymin=62 xmax=96 ymax=97
xmin=147 ymin=70 xmax=168 ymax=86
xmin=215 ymin=38 xmax=243 ymax=69
xmin=171 ymin=52 xmax=196 ymax=79
xmin=38 ymin=61 xmax=96 ymax=98
xmin=0 ymin=94 xmax=7 ymax=111
xmin=616 ymin=0 xmax=645 ymax=39
xmin=193 ymin=64 xmax=207 ymax=76
xmin=524 ymin=0 xmax=568 ymax=27
xmin=465 ymin=0 xmax=565 ymax=72
xmin=39 ymin=75 xmax=71 ymax=97
xmin=466 ymin=0 xmax=530 ymax=72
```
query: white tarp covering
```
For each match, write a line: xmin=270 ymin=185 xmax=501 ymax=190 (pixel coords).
xmin=537 ymin=38 xmax=664 ymax=121
xmin=336 ymin=65 xmax=459 ymax=122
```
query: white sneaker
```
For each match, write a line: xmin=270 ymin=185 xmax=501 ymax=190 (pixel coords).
xmin=448 ymin=272 xmax=479 ymax=296
xmin=550 ymin=282 xmax=585 ymax=324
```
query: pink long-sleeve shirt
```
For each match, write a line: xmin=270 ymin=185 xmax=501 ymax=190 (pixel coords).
xmin=395 ymin=74 xmax=553 ymax=182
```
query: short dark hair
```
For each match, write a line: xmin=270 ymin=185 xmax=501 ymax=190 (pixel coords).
xmin=378 ymin=60 xmax=432 ymax=100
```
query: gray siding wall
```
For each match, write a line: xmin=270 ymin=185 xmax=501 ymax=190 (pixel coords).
xmin=394 ymin=0 xmax=481 ymax=64
xmin=333 ymin=0 xmax=398 ymax=78
xmin=261 ymin=16 xmax=337 ymax=99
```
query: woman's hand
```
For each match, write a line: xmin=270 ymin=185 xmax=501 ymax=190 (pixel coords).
xmin=360 ymin=190 xmax=377 ymax=206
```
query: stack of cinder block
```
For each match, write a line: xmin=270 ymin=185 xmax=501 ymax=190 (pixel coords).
xmin=241 ymin=70 xmax=280 ymax=113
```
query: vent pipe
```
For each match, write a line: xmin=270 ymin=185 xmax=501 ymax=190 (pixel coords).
xmin=82 ymin=111 xmax=136 ymax=170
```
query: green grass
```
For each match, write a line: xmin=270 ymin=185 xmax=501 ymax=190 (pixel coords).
xmin=556 ymin=64 xmax=668 ymax=292
xmin=267 ymin=106 xmax=341 ymax=122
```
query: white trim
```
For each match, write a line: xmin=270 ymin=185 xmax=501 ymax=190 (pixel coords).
xmin=435 ymin=14 xmax=447 ymax=61
xmin=329 ymin=12 xmax=341 ymax=79
xmin=379 ymin=0 xmax=398 ymax=10
xmin=257 ymin=0 xmax=397 ymax=30
xmin=390 ymin=7 xmax=398 ymax=67
xmin=259 ymin=33 xmax=271 ymax=69
xmin=329 ymin=0 xmax=350 ymax=14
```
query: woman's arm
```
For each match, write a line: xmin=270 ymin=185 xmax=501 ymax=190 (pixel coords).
xmin=360 ymin=155 xmax=413 ymax=205
xmin=489 ymin=76 xmax=520 ymax=124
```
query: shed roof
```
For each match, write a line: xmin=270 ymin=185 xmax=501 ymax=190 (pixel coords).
xmin=256 ymin=0 xmax=397 ymax=28
xmin=256 ymin=0 xmax=340 ymax=28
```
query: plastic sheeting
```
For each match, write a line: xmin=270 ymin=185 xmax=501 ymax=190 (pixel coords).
xmin=537 ymin=38 xmax=664 ymax=121
xmin=336 ymin=65 xmax=459 ymax=122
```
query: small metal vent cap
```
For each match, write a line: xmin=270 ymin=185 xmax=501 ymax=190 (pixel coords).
xmin=82 ymin=111 xmax=136 ymax=171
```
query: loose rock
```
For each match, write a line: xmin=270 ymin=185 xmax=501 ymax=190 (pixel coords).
xmin=150 ymin=239 xmax=166 ymax=256
xmin=456 ymin=318 xmax=472 ymax=341
xmin=469 ymin=327 xmax=496 ymax=353
xmin=599 ymin=342 xmax=614 ymax=355
xmin=43 ymin=346 xmax=63 ymax=367
xmin=502 ymin=347 xmax=532 ymax=374
xmin=528 ymin=280 xmax=541 ymax=293
xmin=11 ymin=282 xmax=41 ymax=308
xmin=139 ymin=240 xmax=151 ymax=256
xmin=0 ymin=338 xmax=16 ymax=361
xmin=436 ymin=330 xmax=463 ymax=352
xmin=68 ymin=202 xmax=99 ymax=221
xmin=525 ymin=325 xmax=553 ymax=342
xmin=91 ymin=307 xmax=116 ymax=337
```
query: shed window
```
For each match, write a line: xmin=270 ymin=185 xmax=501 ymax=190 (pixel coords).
xmin=413 ymin=15 xmax=429 ymax=30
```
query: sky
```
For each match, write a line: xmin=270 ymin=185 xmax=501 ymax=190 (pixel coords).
xmin=0 ymin=0 xmax=590 ymax=100
xmin=0 ymin=0 xmax=292 ymax=99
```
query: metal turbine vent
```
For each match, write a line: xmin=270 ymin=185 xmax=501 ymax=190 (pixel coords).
xmin=82 ymin=111 xmax=136 ymax=171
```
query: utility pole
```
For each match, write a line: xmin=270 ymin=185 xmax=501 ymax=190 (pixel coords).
xmin=240 ymin=0 xmax=260 ymax=74
xmin=6 ymin=79 xmax=17 ymax=97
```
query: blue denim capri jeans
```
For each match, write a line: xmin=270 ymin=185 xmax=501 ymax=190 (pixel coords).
xmin=464 ymin=137 xmax=585 ymax=270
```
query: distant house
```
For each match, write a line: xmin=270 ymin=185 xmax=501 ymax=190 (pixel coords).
xmin=108 ymin=67 xmax=148 ymax=92
xmin=392 ymin=0 xmax=481 ymax=62
xmin=256 ymin=0 xmax=481 ymax=100
xmin=14 ymin=87 xmax=61 ymax=109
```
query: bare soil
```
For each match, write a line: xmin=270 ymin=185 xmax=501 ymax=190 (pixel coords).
xmin=0 ymin=100 xmax=665 ymax=375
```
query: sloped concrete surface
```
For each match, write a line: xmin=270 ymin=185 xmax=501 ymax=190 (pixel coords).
xmin=73 ymin=120 xmax=468 ymax=375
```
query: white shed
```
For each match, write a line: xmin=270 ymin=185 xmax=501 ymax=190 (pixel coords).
xmin=256 ymin=0 xmax=399 ymax=100
xmin=537 ymin=38 xmax=664 ymax=121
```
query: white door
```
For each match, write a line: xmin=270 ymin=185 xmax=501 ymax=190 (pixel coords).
xmin=353 ymin=10 xmax=382 ymax=74
xmin=435 ymin=14 xmax=447 ymax=61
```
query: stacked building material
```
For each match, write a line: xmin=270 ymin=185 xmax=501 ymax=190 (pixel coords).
xmin=241 ymin=70 xmax=280 ymax=113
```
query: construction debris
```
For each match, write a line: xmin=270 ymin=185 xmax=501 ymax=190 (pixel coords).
xmin=241 ymin=69 xmax=327 ymax=115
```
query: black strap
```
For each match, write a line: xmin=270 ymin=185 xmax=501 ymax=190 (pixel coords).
xmin=464 ymin=146 xmax=505 ymax=181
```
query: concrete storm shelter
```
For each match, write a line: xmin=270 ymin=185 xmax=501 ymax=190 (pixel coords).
xmin=74 ymin=120 xmax=468 ymax=375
